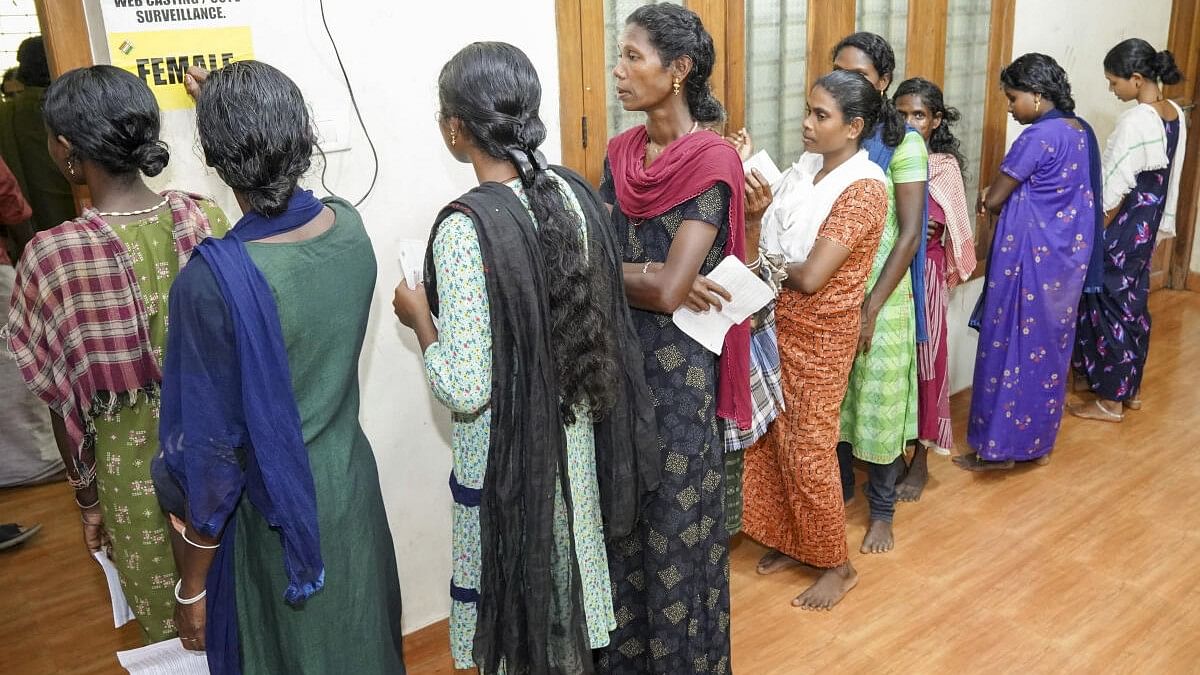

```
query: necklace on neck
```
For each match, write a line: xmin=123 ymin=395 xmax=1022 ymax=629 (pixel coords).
xmin=97 ymin=197 xmax=169 ymax=218
xmin=647 ymin=120 xmax=700 ymax=153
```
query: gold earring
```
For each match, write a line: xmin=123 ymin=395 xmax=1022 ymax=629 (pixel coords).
xmin=672 ymin=78 xmax=681 ymax=96
xmin=450 ymin=129 xmax=457 ymax=146
xmin=1034 ymin=95 xmax=1041 ymax=113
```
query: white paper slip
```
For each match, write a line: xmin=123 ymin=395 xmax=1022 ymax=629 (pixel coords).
xmin=672 ymin=256 xmax=775 ymax=354
xmin=93 ymin=549 xmax=136 ymax=628
xmin=117 ymin=638 xmax=210 ymax=675
xmin=397 ymin=239 xmax=427 ymax=290
xmin=743 ymin=149 xmax=784 ymax=187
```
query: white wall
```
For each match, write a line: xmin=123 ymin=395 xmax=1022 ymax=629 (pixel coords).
xmin=944 ymin=0 xmax=1173 ymax=394
xmin=83 ymin=0 xmax=562 ymax=633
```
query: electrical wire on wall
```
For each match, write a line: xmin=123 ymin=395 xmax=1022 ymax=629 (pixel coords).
xmin=315 ymin=0 xmax=379 ymax=207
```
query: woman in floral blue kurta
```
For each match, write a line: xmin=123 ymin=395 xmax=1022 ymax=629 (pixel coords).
xmin=423 ymin=176 xmax=615 ymax=670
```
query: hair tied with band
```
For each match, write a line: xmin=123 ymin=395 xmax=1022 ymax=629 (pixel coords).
xmin=504 ymin=145 xmax=549 ymax=186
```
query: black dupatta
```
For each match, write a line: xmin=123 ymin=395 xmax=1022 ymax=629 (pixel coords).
xmin=424 ymin=166 xmax=658 ymax=674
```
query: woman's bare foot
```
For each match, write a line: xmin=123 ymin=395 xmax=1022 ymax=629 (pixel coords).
xmin=757 ymin=549 xmax=801 ymax=575
xmin=860 ymin=519 xmax=894 ymax=554
xmin=896 ymin=443 xmax=928 ymax=502
xmin=1034 ymin=452 xmax=1052 ymax=466
xmin=793 ymin=561 xmax=857 ymax=610
xmin=952 ymin=453 xmax=1015 ymax=472
xmin=1124 ymin=396 xmax=1142 ymax=411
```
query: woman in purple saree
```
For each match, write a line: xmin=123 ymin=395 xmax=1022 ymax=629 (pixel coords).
xmin=956 ymin=53 xmax=1103 ymax=471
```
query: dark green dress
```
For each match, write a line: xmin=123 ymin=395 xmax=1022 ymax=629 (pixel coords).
xmin=0 ymin=87 xmax=76 ymax=232
xmin=233 ymin=199 xmax=405 ymax=673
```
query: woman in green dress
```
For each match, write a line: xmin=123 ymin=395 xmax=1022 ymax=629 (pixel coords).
xmin=154 ymin=61 xmax=405 ymax=674
xmin=831 ymin=33 xmax=929 ymax=556
xmin=6 ymin=65 xmax=229 ymax=643
xmin=392 ymin=42 xmax=654 ymax=674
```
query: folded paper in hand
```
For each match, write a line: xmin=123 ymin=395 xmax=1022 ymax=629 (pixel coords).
xmin=397 ymin=239 xmax=427 ymax=290
xmin=672 ymin=256 xmax=775 ymax=354
xmin=93 ymin=549 xmax=135 ymax=628
xmin=743 ymin=149 xmax=783 ymax=187
xmin=117 ymin=638 xmax=210 ymax=674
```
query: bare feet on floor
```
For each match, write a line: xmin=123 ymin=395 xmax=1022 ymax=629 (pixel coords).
xmin=793 ymin=562 xmax=857 ymax=610
xmin=896 ymin=445 xmax=928 ymax=502
xmin=756 ymin=549 xmax=801 ymax=575
xmin=952 ymin=453 xmax=1015 ymax=472
xmin=860 ymin=519 xmax=894 ymax=554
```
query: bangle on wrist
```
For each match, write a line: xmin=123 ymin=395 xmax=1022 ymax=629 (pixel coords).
xmin=174 ymin=579 xmax=207 ymax=605
xmin=182 ymin=530 xmax=221 ymax=550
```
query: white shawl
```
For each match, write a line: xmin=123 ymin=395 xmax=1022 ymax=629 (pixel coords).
xmin=760 ymin=149 xmax=887 ymax=263
xmin=1101 ymin=100 xmax=1187 ymax=236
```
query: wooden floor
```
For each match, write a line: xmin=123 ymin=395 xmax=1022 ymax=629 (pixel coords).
xmin=3 ymin=290 xmax=1199 ymax=674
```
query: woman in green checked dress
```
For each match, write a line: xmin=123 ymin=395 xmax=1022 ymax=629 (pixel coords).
xmin=7 ymin=66 xmax=229 ymax=643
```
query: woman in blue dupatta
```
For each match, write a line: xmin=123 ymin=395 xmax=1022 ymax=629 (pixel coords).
xmin=830 ymin=32 xmax=928 ymax=555
xmin=152 ymin=61 xmax=405 ymax=673
xmin=956 ymin=53 xmax=1104 ymax=471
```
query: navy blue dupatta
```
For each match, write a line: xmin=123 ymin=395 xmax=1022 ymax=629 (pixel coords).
xmin=968 ymin=109 xmax=1105 ymax=329
xmin=862 ymin=125 xmax=930 ymax=343
xmin=155 ymin=189 xmax=327 ymax=675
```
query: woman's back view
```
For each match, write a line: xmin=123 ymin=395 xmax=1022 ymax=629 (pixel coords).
xmin=155 ymin=61 xmax=405 ymax=673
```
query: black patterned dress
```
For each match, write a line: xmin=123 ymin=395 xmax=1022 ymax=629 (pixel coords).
xmin=1073 ymin=119 xmax=1180 ymax=400
xmin=596 ymin=161 xmax=732 ymax=675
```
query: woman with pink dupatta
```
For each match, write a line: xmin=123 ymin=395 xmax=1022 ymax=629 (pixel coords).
xmin=595 ymin=5 xmax=748 ymax=674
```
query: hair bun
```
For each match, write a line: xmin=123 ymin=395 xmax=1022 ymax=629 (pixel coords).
xmin=1154 ymin=49 xmax=1183 ymax=85
xmin=133 ymin=140 xmax=169 ymax=177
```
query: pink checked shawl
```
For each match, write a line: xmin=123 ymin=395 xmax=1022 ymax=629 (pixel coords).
xmin=927 ymin=153 xmax=977 ymax=288
xmin=5 ymin=191 xmax=216 ymax=485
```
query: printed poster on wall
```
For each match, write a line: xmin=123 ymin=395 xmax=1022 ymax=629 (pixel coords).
xmin=99 ymin=0 xmax=255 ymax=110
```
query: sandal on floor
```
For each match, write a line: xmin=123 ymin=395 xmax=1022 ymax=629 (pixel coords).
xmin=1124 ymin=397 xmax=1142 ymax=411
xmin=0 ymin=523 xmax=42 ymax=551
xmin=952 ymin=453 xmax=1015 ymax=472
xmin=1067 ymin=399 xmax=1124 ymax=423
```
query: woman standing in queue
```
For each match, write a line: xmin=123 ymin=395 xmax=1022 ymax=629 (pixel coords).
xmin=1071 ymin=39 xmax=1186 ymax=421
xmin=830 ymin=32 xmax=928 ymax=554
xmin=597 ymin=4 xmax=749 ymax=673
xmin=392 ymin=41 xmax=655 ymax=674
xmin=742 ymin=70 xmax=890 ymax=610
xmin=6 ymin=65 xmax=229 ymax=644
xmin=957 ymin=53 xmax=1102 ymax=470
xmin=892 ymin=77 xmax=976 ymax=496
xmin=153 ymin=62 xmax=406 ymax=673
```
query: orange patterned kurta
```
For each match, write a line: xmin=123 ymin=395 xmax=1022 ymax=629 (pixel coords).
xmin=742 ymin=179 xmax=888 ymax=568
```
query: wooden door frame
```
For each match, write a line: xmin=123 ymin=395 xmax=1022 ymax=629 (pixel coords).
xmin=806 ymin=0 xmax=857 ymax=95
xmin=34 ymin=0 xmax=93 ymax=77
xmin=1165 ymin=0 xmax=1200 ymax=289
xmin=33 ymin=0 xmax=93 ymax=210
xmin=905 ymin=0 xmax=949 ymax=86
xmin=971 ymin=0 xmax=1016 ymax=271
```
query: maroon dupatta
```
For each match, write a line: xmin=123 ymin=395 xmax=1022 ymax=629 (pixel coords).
xmin=607 ymin=126 xmax=751 ymax=430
